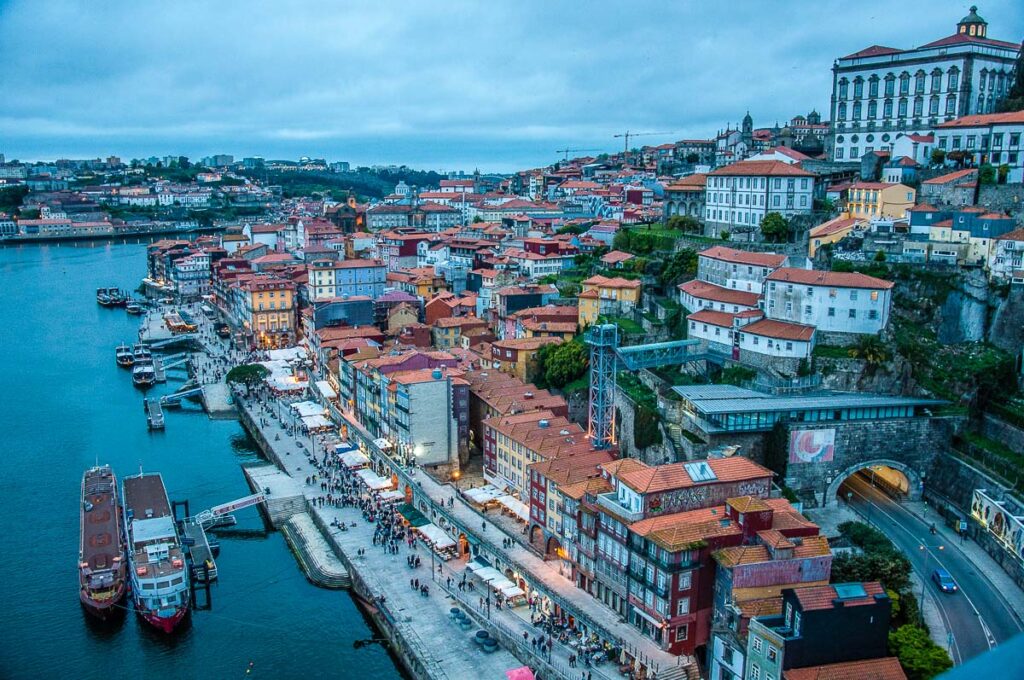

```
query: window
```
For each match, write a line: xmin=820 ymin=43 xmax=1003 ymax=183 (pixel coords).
xmin=838 ymin=79 xmax=848 ymax=99
xmin=946 ymin=96 xmax=957 ymax=116
xmin=913 ymin=98 xmax=923 ymax=117
xmin=751 ymin=665 xmax=761 ymax=680
xmin=898 ymin=100 xmax=907 ymax=117
xmin=850 ymin=147 xmax=859 ymax=158
xmin=849 ymin=309 xmax=857 ymax=319
xmin=676 ymin=597 xmax=690 ymax=615
xmin=931 ymin=72 xmax=941 ymax=92
xmin=930 ymin=97 xmax=939 ymax=116
xmin=835 ymin=148 xmax=844 ymax=159
xmin=850 ymin=290 xmax=858 ymax=301
xmin=993 ymin=133 xmax=1004 ymax=148
xmin=767 ymin=647 xmax=778 ymax=662
xmin=899 ymin=73 xmax=910 ymax=96
xmin=868 ymin=310 xmax=878 ymax=320
xmin=948 ymin=70 xmax=959 ymax=91
xmin=1011 ymin=134 xmax=1021 ymax=147
xmin=752 ymin=637 xmax=763 ymax=653
xmin=786 ymin=342 xmax=793 ymax=350
xmin=675 ymin=624 xmax=688 ymax=642
xmin=853 ymin=78 xmax=863 ymax=98
xmin=828 ymin=307 xmax=835 ymax=317
xmin=678 ymin=571 xmax=692 ymax=590
xmin=884 ymin=75 xmax=895 ymax=96
xmin=915 ymin=72 xmax=925 ymax=94
xmin=869 ymin=77 xmax=878 ymax=97
xmin=867 ymin=100 xmax=877 ymax=119
xmin=852 ymin=102 xmax=861 ymax=119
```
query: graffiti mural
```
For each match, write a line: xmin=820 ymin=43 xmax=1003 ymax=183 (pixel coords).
xmin=972 ymin=489 xmax=1024 ymax=561
xmin=788 ymin=428 xmax=836 ymax=465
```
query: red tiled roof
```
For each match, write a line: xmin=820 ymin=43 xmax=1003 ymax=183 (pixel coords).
xmin=687 ymin=309 xmax=739 ymax=328
xmin=616 ymin=457 xmax=771 ymax=494
xmin=766 ymin=267 xmax=894 ymax=290
xmin=678 ymin=280 xmax=761 ymax=307
xmin=810 ymin=217 xmax=863 ymax=238
xmin=583 ymin=275 xmax=641 ymax=289
xmin=709 ymin=160 xmax=815 ymax=178
xmin=922 ymin=169 xmax=978 ymax=185
xmin=793 ymin=581 xmax=885 ymax=611
xmin=699 ymin=246 xmax=786 ymax=268
xmin=920 ymin=33 xmax=1021 ymax=51
xmin=783 ymin=657 xmax=906 ymax=680
xmin=841 ymin=45 xmax=902 ymax=59
xmin=740 ymin=319 xmax=816 ymax=342
xmin=937 ymin=110 xmax=1024 ymax=128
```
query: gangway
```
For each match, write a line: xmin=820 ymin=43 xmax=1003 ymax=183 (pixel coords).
xmin=161 ymin=385 xmax=205 ymax=407
xmin=192 ymin=493 xmax=267 ymax=528
xmin=144 ymin=398 xmax=165 ymax=429
xmin=586 ymin=324 xmax=719 ymax=449
xmin=180 ymin=493 xmax=267 ymax=587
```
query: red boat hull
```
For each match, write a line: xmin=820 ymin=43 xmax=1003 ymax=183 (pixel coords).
xmin=139 ymin=604 xmax=188 ymax=633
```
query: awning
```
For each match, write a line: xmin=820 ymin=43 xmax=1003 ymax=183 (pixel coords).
xmin=373 ymin=437 xmax=393 ymax=451
xmin=355 ymin=468 xmax=393 ymax=491
xmin=315 ymin=380 xmax=337 ymax=400
xmin=301 ymin=414 xmax=333 ymax=430
xmin=291 ymin=400 xmax=326 ymax=417
xmin=489 ymin=577 xmax=516 ymax=590
xmin=417 ymin=523 xmax=456 ymax=549
xmin=474 ymin=567 xmax=504 ymax=582
xmin=396 ymin=503 xmax=429 ymax=527
xmin=501 ymin=585 xmax=526 ymax=598
xmin=466 ymin=558 xmax=491 ymax=572
xmin=339 ymin=450 xmax=369 ymax=469
xmin=496 ymin=495 xmax=530 ymax=522
xmin=378 ymin=489 xmax=404 ymax=504
xmin=506 ymin=667 xmax=535 ymax=680
xmin=463 ymin=485 xmax=503 ymax=505
xmin=632 ymin=605 xmax=663 ymax=628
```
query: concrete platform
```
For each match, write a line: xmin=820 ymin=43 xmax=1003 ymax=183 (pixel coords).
xmin=242 ymin=465 xmax=307 ymax=528
xmin=202 ymin=383 xmax=236 ymax=418
xmin=282 ymin=513 xmax=350 ymax=588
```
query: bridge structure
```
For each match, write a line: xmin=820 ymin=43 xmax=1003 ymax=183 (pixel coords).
xmin=585 ymin=324 xmax=716 ymax=450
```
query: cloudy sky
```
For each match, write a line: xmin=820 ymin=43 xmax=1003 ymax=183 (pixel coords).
xmin=0 ymin=1 xmax=1020 ymax=171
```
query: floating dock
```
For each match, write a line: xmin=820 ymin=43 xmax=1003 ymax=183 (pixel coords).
xmin=144 ymin=398 xmax=165 ymax=429
xmin=182 ymin=520 xmax=218 ymax=582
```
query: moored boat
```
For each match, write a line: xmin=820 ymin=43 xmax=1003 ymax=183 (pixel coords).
xmin=126 ymin=301 xmax=143 ymax=315
xmin=115 ymin=344 xmax=135 ymax=368
xmin=132 ymin=362 xmax=156 ymax=388
xmin=123 ymin=472 xmax=190 ymax=633
xmin=80 ymin=466 xmax=127 ymax=619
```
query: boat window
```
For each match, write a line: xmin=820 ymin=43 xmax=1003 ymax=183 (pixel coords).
xmin=142 ymin=583 xmax=155 ymax=590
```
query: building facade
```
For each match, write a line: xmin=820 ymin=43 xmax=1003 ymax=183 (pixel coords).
xmin=704 ymin=161 xmax=816 ymax=240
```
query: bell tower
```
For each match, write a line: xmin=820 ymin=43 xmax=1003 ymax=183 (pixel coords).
xmin=957 ymin=6 xmax=987 ymax=38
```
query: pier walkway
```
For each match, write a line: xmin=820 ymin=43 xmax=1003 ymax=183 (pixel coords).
xmin=144 ymin=398 xmax=164 ymax=429
xmin=236 ymin=393 xmax=694 ymax=680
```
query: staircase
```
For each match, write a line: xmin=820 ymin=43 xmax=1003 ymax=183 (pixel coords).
xmin=281 ymin=513 xmax=351 ymax=589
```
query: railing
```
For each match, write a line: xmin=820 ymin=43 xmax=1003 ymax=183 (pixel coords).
xmin=595 ymin=493 xmax=643 ymax=523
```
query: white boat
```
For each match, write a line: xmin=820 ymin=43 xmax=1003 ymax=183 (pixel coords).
xmin=115 ymin=344 xmax=135 ymax=368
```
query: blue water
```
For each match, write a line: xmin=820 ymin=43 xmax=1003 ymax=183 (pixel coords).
xmin=0 ymin=241 xmax=402 ymax=679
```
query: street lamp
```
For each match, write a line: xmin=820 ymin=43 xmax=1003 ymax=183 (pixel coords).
xmin=917 ymin=543 xmax=945 ymax=626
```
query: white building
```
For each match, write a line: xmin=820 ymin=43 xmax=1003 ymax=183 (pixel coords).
xmin=989 ymin=228 xmax=1024 ymax=282
xmin=172 ymin=252 xmax=211 ymax=300
xmin=678 ymin=280 xmax=760 ymax=314
xmin=686 ymin=309 xmax=815 ymax=370
xmin=935 ymin=111 xmax=1024 ymax=183
xmin=697 ymin=246 xmax=788 ymax=294
xmin=704 ymin=160 xmax=816 ymax=240
xmin=829 ymin=7 xmax=1019 ymax=161
xmin=763 ymin=268 xmax=894 ymax=335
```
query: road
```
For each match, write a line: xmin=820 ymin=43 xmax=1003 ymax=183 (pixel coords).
xmin=841 ymin=473 xmax=1023 ymax=664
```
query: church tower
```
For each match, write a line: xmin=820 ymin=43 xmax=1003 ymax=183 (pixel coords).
xmin=741 ymin=111 xmax=754 ymax=146
xmin=957 ymin=6 xmax=987 ymax=38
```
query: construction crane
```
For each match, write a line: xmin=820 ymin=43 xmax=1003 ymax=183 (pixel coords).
xmin=191 ymin=492 xmax=266 ymax=527
xmin=613 ymin=130 xmax=674 ymax=155
xmin=554 ymin=147 xmax=601 ymax=162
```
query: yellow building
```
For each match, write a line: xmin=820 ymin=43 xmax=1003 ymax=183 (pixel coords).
xmin=241 ymin=275 xmax=296 ymax=348
xmin=579 ymin=275 xmax=642 ymax=327
xmin=577 ymin=289 xmax=601 ymax=327
xmin=846 ymin=182 xmax=916 ymax=220
xmin=808 ymin=216 xmax=866 ymax=257
xmin=489 ymin=336 xmax=562 ymax=383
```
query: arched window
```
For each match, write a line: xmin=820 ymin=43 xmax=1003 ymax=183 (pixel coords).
xmin=978 ymin=94 xmax=985 ymax=112
xmin=853 ymin=102 xmax=862 ymax=119
xmin=898 ymin=99 xmax=908 ymax=117
xmin=867 ymin=101 xmax=877 ymax=119
xmin=929 ymin=96 xmax=939 ymax=116
xmin=947 ymin=67 xmax=959 ymax=91
xmin=899 ymin=72 xmax=911 ymax=96
xmin=837 ymin=103 xmax=847 ymax=120
xmin=913 ymin=97 xmax=923 ymax=117
xmin=884 ymin=74 xmax=896 ymax=97
xmin=979 ymin=69 xmax=988 ymax=91
xmin=945 ymin=95 xmax=957 ymax=116
xmin=853 ymin=77 xmax=864 ymax=99
xmin=914 ymin=70 xmax=926 ymax=94
xmin=838 ymin=78 xmax=849 ymax=99
xmin=869 ymin=75 xmax=879 ymax=98
xmin=883 ymin=99 xmax=893 ymax=118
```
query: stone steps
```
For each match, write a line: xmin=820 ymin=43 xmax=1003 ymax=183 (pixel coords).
xmin=281 ymin=513 xmax=351 ymax=589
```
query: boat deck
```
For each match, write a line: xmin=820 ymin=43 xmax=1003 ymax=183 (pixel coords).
xmin=124 ymin=474 xmax=185 ymax=580
xmin=81 ymin=468 xmax=122 ymax=575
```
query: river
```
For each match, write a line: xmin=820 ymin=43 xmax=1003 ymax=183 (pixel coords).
xmin=0 ymin=241 xmax=403 ymax=680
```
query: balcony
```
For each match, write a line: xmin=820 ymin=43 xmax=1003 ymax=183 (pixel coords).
xmin=596 ymin=492 xmax=643 ymax=523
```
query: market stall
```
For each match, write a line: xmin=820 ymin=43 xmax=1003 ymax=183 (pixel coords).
xmin=377 ymin=489 xmax=405 ymax=504
xmin=416 ymin=522 xmax=457 ymax=560
xmin=339 ymin=450 xmax=370 ymax=470
xmin=495 ymin=494 xmax=530 ymax=523
xmin=300 ymin=414 xmax=333 ymax=432
xmin=463 ymin=485 xmax=503 ymax=507
xmin=355 ymin=468 xmax=393 ymax=491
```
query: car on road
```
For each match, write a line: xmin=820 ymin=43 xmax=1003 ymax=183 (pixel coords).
xmin=932 ymin=567 xmax=959 ymax=593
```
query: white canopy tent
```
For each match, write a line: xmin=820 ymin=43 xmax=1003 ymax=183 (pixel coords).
xmin=378 ymin=489 xmax=405 ymax=504
xmin=501 ymin=585 xmax=526 ymax=598
xmin=314 ymin=380 xmax=337 ymax=400
xmin=266 ymin=347 xmax=307 ymax=363
xmin=417 ymin=523 xmax=456 ymax=549
xmin=339 ymin=450 xmax=370 ymax=469
xmin=463 ymin=485 xmax=503 ymax=505
xmin=301 ymin=414 xmax=333 ymax=431
xmin=473 ymin=567 xmax=504 ymax=583
xmin=291 ymin=400 xmax=325 ymax=418
xmin=496 ymin=495 xmax=530 ymax=522
xmin=355 ymin=468 xmax=393 ymax=491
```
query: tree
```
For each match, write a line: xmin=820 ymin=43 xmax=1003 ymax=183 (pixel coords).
xmin=556 ymin=223 xmax=585 ymax=235
xmin=666 ymin=215 xmax=701 ymax=234
xmin=830 ymin=551 xmax=912 ymax=594
xmin=979 ymin=163 xmax=997 ymax=185
xmin=225 ymin=363 xmax=269 ymax=386
xmin=472 ymin=215 xmax=484 ymax=223
xmin=760 ymin=212 xmax=790 ymax=243
xmin=720 ymin=230 xmax=730 ymax=241
xmin=658 ymin=248 xmax=698 ymax=289
xmin=612 ymin=229 xmax=632 ymax=252
xmin=888 ymin=625 xmax=953 ymax=680
xmin=874 ymin=249 xmax=887 ymax=262
xmin=541 ymin=341 xmax=588 ymax=389
xmin=995 ymin=48 xmax=1024 ymax=112
xmin=685 ymin=152 xmax=700 ymax=164
xmin=848 ymin=334 xmax=890 ymax=365
xmin=998 ymin=164 xmax=1010 ymax=184
xmin=930 ymin=148 xmax=946 ymax=166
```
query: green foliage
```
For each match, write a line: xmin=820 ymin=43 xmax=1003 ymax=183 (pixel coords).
xmin=665 ymin=215 xmax=701 ymax=234
xmin=995 ymin=50 xmax=1024 ymax=113
xmin=848 ymin=334 xmax=890 ymax=365
xmin=472 ymin=215 xmax=484 ymax=223
xmin=717 ymin=366 xmax=756 ymax=386
xmin=979 ymin=163 xmax=997 ymax=185
xmin=929 ymin=148 xmax=946 ymax=166
xmin=685 ymin=152 xmax=700 ymax=163
xmin=874 ymin=249 xmax=887 ymax=262
xmin=831 ymin=521 xmax=912 ymax=594
xmin=0 ymin=185 xmax=29 ymax=213
xmin=536 ymin=340 xmax=588 ymax=390
xmin=888 ymin=625 xmax=953 ymax=680
xmin=657 ymin=248 xmax=698 ymax=290
xmin=888 ymin=589 xmax=923 ymax=631
xmin=634 ymin=402 xmax=663 ymax=450
xmin=720 ymin=230 xmax=730 ymax=241
xmin=797 ymin=358 xmax=812 ymax=377
xmin=760 ymin=212 xmax=790 ymax=243
xmin=226 ymin=364 xmax=270 ymax=386
xmin=997 ymin=164 xmax=1010 ymax=184
xmin=556 ymin=223 xmax=586 ymax=235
